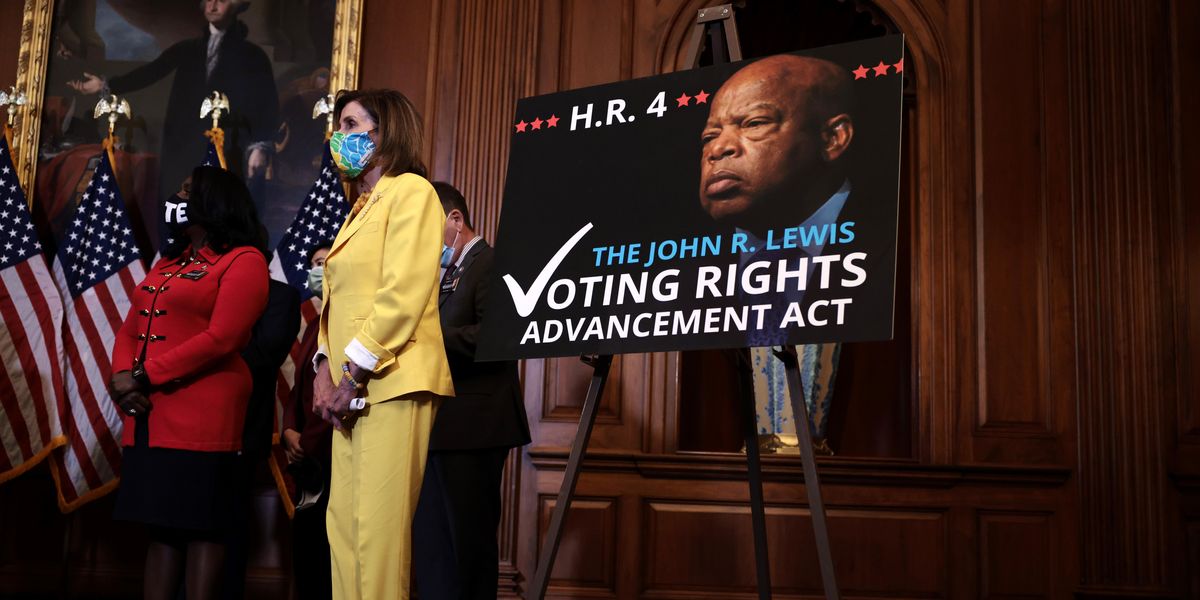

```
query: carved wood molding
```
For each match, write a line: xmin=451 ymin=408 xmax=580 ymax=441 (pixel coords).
xmin=497 ymin=448 xmax=524 ymax=597
xmin=11 ymin=0 xmax=51 ymax=194
xmin=329 ymin=0 xmax=364 ymax=93
xmin=525 ymin=449 xmax=1073 ymax=488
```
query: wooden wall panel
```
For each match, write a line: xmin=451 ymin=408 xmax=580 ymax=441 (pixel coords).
xmin=535 ymin=353 xmax=659 ymax=453
xmin=1171 ymin=0 xmax=1200 ymax=472
xmin=557 ymin=0 xmax=632 ymax=90
xmin=974 ymin=0 xmax=1049 ymax=430
xmin=420 ymin=0 xmax=540 ymax=242
xmin=968 ymin=0 xmax=1073 ymax=466
xmin=358 ymin=0 xmax=433 ymax=110
xmin=642 ymin=501 xmax=946 ymax=597
xmin=1067 ymin=0 xmax=1177 ymax=594
xmin=979 ymin=512 xmax=1053 ymax=598
xmin=537 ymin=496 xmax=618 ymax=593
xmin=544 ymin=356 xmax=624 ymax=423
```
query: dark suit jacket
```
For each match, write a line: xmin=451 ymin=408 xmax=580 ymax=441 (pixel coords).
xmin=240 ymin=278 xmax=300 ymax=459
xmin=742 ymin=181 xmax=898 ymax=347
xmin=432 ymin=240 xmax=531 ymax=451
xmin=800 ymin=182 xmax=898 ymax=343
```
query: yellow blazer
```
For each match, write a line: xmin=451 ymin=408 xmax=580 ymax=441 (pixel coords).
xmin=318 ymin=172 xmax=455 ymax=400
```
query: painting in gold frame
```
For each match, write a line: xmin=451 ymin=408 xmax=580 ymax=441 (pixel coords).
xmin=8 ymin=0 xmax=361 ymax=254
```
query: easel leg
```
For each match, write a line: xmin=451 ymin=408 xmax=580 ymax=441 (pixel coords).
xmin=528 ymin=354 xmax=613 ymax=600
xmin=735 ymin=350 xmax=774 ymax=600
xmin=775 ymin=345 xmax=841 ymax=600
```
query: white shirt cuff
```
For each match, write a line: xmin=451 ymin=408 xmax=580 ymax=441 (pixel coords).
xmin=312 ymin=346 xmax=328 ymax=373
xmin=344 ymin=338 xmax=380 ymax=372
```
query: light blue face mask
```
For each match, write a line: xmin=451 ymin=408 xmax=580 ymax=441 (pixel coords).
xmin=440 ymin=230 xmax=460 ymax=268
xmin=329 ymin=130 xmax=376 ymax=178
xmin=306 ymin=265 xmax=324 ymax=298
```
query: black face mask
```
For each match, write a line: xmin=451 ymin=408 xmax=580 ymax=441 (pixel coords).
xmin=163 ymin=193 xmax=190 ymax=233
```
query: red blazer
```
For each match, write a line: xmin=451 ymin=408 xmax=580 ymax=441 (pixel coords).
xmin=111 ymin=245 xmax=268 ymax=451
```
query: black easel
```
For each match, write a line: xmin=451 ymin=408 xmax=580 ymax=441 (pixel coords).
xmin=773 ymin=346 xmax=841 ymax=600
xmin=528 ymin=5 xmax=840 ymax=599
xmin=528 ymin=353 xmax=613 ymax=599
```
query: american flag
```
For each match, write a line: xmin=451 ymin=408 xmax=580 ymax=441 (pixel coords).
xmin=270 ymin=145 xmax=347 ymax=297
xmin=266 ymin=145 xmax=347 ymax=508
xmin=201 ymin=140 xmax=223 ymax=168
xmin=0 ymin=133 xmax=67 ymax=485
xmin=48 ymin=149 xmax=145 ymax=511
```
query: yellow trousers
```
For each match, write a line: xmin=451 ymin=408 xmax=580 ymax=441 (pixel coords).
xmin=327 ymin=393 xmax=439 ymax=600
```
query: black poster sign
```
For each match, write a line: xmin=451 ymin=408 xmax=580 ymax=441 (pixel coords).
xmin=478 ymin=35 xmax=905 ymax=360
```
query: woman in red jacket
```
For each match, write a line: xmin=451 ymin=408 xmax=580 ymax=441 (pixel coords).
xmin=108 ymin=166 xmax=269 ymax=600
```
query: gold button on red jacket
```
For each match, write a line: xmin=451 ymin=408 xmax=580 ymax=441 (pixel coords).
xmin=110 ymin=245 xmax=269 ymax=451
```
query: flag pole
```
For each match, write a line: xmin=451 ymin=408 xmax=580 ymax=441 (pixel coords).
xmin=200 ymin=90 xmax=230 ymax=169
xmin=314 ymin=92 xmax=336 ymax=142
xmin=93 ymin=94 xmax=131 ymax=180
xmin=1 ymin=86 xmax=28 ymax=190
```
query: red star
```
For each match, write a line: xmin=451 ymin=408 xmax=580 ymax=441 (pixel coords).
xmin=893 ymin=58 xmax=904 ymax=73
xmin=531 ymin=117 xmax=543 ymax=130
xmin=676 ymin=92 xmax=691 ymax=107
xmin=515 ymin=120 xmax=528 ymax=133
xmin=546 ymin=114 xmax=559 ymax=128
xmin=852 ymin=64 xmax=869 ymax=80
xmin=694 ymin=90 xmax=710 ymax=104
xmin=873 ymin=61 xmax=890 ymax=77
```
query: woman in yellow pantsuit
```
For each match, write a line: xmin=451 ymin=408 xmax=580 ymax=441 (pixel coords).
xmin=312 ymin=88 xmax=455 ymax=600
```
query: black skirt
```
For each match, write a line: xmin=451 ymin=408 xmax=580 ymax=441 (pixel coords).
xmin=113 ymin=415 xmax=240 ymax=534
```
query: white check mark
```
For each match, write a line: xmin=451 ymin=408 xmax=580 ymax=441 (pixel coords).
xmin=502 ymin=222 xmax=593 ymax=317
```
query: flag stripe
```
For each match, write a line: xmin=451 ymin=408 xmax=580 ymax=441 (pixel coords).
xmin=8 ymin=264 xmax=56 ymax=445
xmin=0 ymin=353 xmax=33 ymax=465
xmin=71 ymin=291 xmax=125 ymax=467
xmin=76 ymin=290 xmax=117 ymax=380
xmin=300 ymin=299 xmax=318 ymax=323
xmin=118 ymin=267 xmax=136 ymax=294
xmin=58 ymin=406 xmax=105 ymax=497
xmin=64 ymin=293 xmax=124 ymax=476
xmin=0 ymin=279 xmax=46 ymax=458
xmin=0 ymin=264 xmax=60 ymax=459
xmin=0 ymin=440 xmax=14 ymax=472
xmin=15 ymin=260 xmax=65 ymax=443
xmin=92 ymin=276 xmax=127 ymax=331
xmin=58 ymin=323 xmax=108 ymax=492
xmin=0 ymin=130 xmax=68 ymax=484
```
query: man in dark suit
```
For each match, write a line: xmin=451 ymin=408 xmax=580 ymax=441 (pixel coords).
xmin=413 ymin=182 xmax=531 ymax=600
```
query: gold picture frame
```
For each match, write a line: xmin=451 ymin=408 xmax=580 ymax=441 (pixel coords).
xmin=8 ymin=0 xmax=363 ymax=196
